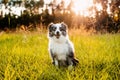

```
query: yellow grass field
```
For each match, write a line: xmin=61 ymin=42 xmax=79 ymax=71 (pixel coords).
xmin=0 ymin=31 xmax=120 ymax=80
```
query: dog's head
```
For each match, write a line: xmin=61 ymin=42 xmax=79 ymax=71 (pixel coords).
xmin=48 ymin=22 xmax=68 ymax=39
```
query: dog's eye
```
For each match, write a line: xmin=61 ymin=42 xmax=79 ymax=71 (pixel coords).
xmin=52 ymin=27 xmax=56 ymax=31
xmin=60 ymin=27 xmax=65 ymax=31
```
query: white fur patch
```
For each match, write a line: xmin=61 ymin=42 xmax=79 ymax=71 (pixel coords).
xmin=49 ymin=35 xmax=70 ymax=60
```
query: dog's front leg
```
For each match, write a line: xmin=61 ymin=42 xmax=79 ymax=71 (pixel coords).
xmin=54 ymin=58 xmax=59 ymax=66
xmin=50 ymin=50 xmax=59 ymax=66
xmin=50 ymin=49 xmax=56 ymax=65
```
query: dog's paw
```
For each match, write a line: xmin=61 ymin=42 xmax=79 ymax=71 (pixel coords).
xmin=68 ymin=65 xmax=73 ymax=71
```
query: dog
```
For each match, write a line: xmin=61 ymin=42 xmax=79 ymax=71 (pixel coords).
xmin=48 ymin=22 xmax=79 ymax=67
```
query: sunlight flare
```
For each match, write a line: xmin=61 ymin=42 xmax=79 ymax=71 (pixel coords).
xmin=72 ymin=0 xmax=94 ymax=16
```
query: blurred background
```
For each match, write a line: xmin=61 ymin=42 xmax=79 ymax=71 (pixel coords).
xmin=0 ymin=0 xmax=120 ymax=33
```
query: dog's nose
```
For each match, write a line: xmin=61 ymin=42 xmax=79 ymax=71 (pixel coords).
xmin=56 ymin=31 xmax=59 ymax=34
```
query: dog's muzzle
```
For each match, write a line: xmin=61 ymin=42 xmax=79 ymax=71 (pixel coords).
xmin=55 ymin=31 xmax=60 ymax=39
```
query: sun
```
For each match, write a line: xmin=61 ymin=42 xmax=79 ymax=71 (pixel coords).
xmin=71 ymin=0 xmax=94 ymax=16
xmin=43 ymin=0 xmax=96 ymax=17
xmin=43 ymin=0 xmax=107 ymax=17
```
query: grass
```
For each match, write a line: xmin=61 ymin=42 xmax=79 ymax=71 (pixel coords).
xmin=0 ymin=31 xmax=120 ymax=80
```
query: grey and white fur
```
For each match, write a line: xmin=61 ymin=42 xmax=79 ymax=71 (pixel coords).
xmin=48 ymin=22 xmax=79 ymax=67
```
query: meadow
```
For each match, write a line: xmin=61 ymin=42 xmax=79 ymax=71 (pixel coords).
xmin=0 ymin=31 xmax=120 ymax=80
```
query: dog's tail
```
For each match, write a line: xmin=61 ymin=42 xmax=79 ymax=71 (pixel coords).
xmin=72 ymin=58 xmax=79 ymax=66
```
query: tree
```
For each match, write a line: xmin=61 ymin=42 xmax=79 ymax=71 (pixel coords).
xmin=2 ymin=0 xmax=9 ymax=4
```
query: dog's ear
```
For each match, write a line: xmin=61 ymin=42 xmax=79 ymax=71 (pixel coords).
xmin=48 ymin=23 xmax=54 ymax=32
xmin=48 ymin=23 xmax=54 ymax=37
xmin=61 ymin=22 xmax=67 ymax=29
xmin=61 ymin=22 xmax=68 ymax=32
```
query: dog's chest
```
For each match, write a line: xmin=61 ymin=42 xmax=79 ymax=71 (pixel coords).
xmin=51 ymin=42 xmax=69 ymax=60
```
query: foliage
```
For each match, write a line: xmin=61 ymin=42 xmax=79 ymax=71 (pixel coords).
xmin=0 ymin=32 xmax=120 ymax=80
xmin=0 ymin=0 xmax=120 ymax=33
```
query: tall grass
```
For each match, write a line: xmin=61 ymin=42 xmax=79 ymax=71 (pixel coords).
xmin=0 ymin=32 xmax=120 ymax=80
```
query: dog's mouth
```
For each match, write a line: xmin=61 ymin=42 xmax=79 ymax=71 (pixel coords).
xmin=55 ymin=34 xmax=60 ymax=39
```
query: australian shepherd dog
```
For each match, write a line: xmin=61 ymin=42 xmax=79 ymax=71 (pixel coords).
xmin=48 ymin=22 xmax=79 ymax=67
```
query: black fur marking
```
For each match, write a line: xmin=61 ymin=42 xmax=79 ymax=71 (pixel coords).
xmin=60 ymin=25 xmax=66 ymax=31
xmin=48 ymin=23 xmax=56 ymax=37
xmin=58 ymin=60 xmax=68 ymax=67
xmin=67 ymin=54 xmax=79 ymax=66
xmin=67 ymin=41 xmax=79 ymax=66
xmin=72 ymin=58 xmax=79 ymax=66
xmin=60 ymin=22 xmax=67 ymax=36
